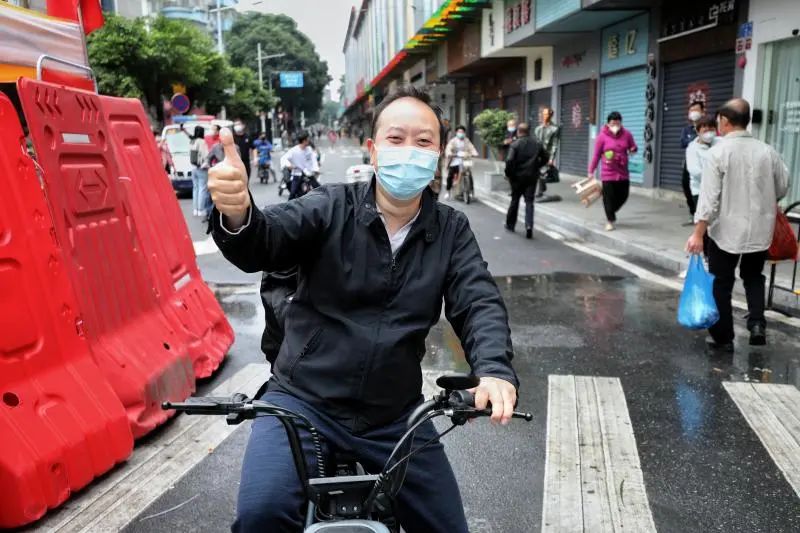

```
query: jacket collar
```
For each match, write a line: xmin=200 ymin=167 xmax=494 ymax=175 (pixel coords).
xmin=724 ymin=130 xmax=752 ymax=139
xmin=356 ymin=178 xmax=439 ymax=244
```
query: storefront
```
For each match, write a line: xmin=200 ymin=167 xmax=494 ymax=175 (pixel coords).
xmin=598 ymin=14 xmax=650 ymax=184
xmin=656 ymin=0 xmax=741 ymax=191
xmin=742 ymin=0 xmax=800 ymax=204
xmin=553 ymin=33 xmax=601 ymax=176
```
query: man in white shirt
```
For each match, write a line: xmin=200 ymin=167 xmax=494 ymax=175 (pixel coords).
xmin=279 ymin=131 xmax=320 ymax=199
xmin=686 ymin=98 xmax=790 ymax=351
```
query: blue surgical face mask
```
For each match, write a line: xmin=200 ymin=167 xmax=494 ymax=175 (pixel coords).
xmin=375 ymin=146 xmax=439 ymax=201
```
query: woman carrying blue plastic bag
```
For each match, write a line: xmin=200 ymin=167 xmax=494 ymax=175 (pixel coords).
xmin=678 ymin=255 xmax=719 ymax=330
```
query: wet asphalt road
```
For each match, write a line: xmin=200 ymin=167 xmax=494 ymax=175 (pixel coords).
xmin=122 ymin=140 xmax=800 ymax=533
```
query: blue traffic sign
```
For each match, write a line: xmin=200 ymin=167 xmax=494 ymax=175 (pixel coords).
xmin=279 ymin=71 xmax=304 ymax=88
xmin=171 ymin=93 xmax=191 ymax=114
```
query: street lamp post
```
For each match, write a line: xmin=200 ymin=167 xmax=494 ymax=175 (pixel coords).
xmin=256 ymin=44 xmax=285 ymax=139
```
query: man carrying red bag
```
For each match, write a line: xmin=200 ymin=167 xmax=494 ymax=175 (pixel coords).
xmin=686 ymin=98 xmax=790 ymax=352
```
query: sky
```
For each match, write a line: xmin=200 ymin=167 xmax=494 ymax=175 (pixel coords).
xmin=235 ymin=0 xmax=357 ymax=102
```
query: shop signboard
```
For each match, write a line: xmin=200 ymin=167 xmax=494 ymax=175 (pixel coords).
xmin=601 ymin=14 xmax=649 ymax=74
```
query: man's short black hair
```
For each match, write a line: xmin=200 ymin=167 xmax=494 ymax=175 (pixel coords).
xmin=297 ymin=131 xmax=310 ymax=143
xmin=607 ymin=111 xmax=623 ymax=122
xmin=695 ymin=116 xmax=716 ymax=130
xmin=689 ymin=100 xmax=705 ymax=110
xmin=370 ymin=86 xmax=447 ymax=149
xmin=456 ymin=125 xmax=466 ymax=132
xmin=717 ymin=98 xmax=751 ymax=128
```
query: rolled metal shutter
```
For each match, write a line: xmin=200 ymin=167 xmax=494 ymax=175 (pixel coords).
xmin=601 ymin=68 xmax=648 ymax=183
xmin=559 ymin=80 xmax=591 ymax=176
xmin=658 ymin=53 xmax=735 ymax=190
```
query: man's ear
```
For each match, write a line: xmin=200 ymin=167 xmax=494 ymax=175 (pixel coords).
xmin=366 ymin=138 xmax=378 ymax=166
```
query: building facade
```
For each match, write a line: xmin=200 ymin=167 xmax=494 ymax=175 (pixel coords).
xmin=343 ymin=0 xmax=798 ymax=195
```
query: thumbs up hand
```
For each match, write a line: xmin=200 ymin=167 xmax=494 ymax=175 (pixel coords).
xmin=208 ymin=128 xmax=251 ymax=228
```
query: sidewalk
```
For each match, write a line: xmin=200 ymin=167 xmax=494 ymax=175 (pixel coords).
xmin=470 ymin=158 xmax=800 ymax=313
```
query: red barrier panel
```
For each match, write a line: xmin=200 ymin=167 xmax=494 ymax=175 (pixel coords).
xmin=17 ymin=78 xmax=196 ymax=438
xmin=100 ymin=96 xmax=233 ymax=378
xmin=0 ymin=93 xmax=133 ymax=529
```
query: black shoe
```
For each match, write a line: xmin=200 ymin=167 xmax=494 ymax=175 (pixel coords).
xmin=749 ymin=324 xmax=766 ymax=346
xmin=526 ymin=228 xmax=533 ymax=239
xmin=534 ymin=192 xmax=544 ymax=199
xmin=706 ymin=337 xmax=734 ymax=353
xmin=504 ymin=224 xmax=515 ymax=233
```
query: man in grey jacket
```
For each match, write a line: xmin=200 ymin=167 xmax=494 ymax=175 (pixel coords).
xmin=534 ymin=107 xmax=560 ymax=198
xmin=686 ymin=98 xmax=790 ymax=351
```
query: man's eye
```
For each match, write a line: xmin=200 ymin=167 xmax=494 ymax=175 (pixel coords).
xmin=387 ymin=136 xmax=402 ymax=142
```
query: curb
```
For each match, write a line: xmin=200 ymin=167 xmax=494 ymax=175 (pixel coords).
xmin=476 ymin=188 xmax=688 ymax=274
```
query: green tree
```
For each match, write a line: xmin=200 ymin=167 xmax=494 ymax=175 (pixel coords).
xmin=473 ymin=108 xmax=515 ymax=150
xmin=225 ymin=13 xmax=331 ymax=120
xmin=86 ymin=14 xmax=149 ymax=99
xmin=87 ymin=14 xmax=273 ymax=123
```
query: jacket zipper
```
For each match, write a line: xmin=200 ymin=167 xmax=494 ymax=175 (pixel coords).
xmin=288 ymin=328 xmax=322 ymax=382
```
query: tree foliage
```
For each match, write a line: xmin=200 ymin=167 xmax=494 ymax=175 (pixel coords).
xmin=87 ymin=14 xmax=274 ymax=122
xmin=225 ymin=13 xmax=331 ymax=118
xmin=473 ymin=109 xmax=515 ymax=149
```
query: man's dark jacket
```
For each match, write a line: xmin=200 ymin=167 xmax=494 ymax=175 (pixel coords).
xmin=212 ymin=180 xmax=519 ymax=433
xmin=505 ymin=135 xmax=546 ymax=186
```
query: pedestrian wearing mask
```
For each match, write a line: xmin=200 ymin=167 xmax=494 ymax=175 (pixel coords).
xmin=534 ymin=107 xmax=561 ymax=198
xmin=232 ymin=119 xmax=253 ymax=183
xmin=681 ymin=101 xmax=705 ymax=223
xmin=502 ymin=118 xmax=517 ymax=160
xmin=686 ymin=98 xmax=790 ymax=351
xmin=444 ymin=125 xmax=478 ymax=200
xmin=588 ymin=111 xmax=638 ymax=231
xmin=685 ymin=116 xmax=718 ymax=217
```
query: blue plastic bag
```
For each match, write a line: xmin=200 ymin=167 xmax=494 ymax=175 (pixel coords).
xmin=678 ymin=255 xmax=719 ymax=329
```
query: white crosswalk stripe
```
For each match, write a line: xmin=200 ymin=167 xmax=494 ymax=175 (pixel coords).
xmin=724 ymin=382 xmax=800 ymax=498
xmin=542 ymin=375 xmax=656 ymax=533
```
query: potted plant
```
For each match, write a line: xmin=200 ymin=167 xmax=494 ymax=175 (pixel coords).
xmin=472 ymin=108 xmax=515 ymax=192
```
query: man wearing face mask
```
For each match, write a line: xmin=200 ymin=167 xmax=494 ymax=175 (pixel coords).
xmin=232 ymin=119 xmax=253 ymax=182
xmin=681 ymin=101 xmax=705 ymax=223
xmin=685 ymin=116 xmax=718 ymax=215
xmin=443 ymin=125 xmax=478 ymax=200
xmin=207 ymin=86 xmax=518 ymax=533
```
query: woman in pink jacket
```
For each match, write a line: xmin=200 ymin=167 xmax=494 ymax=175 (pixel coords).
xmin=588 ymin=111 xmax=638 ymax=231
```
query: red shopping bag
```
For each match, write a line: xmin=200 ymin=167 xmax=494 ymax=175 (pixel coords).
xmin=767 ymin=209 xmax=799 ymax=261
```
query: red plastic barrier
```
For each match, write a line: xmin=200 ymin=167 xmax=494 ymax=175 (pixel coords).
xmin=17 ymin=78 xmax=196 ymax=438
xmin=0 ymin=93 xmax=133 ymax=529
xmin=100 ymin=96 xmax=233 ymax=378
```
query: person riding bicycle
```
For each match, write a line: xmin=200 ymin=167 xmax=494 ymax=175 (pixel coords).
xmin=280 ymin=130 xmax=320 ymax=199
xmin=443 ymin=125 xmax=478 ymax=200
xmin=252 ymin=132 xmax=275 ymax=183
xmin=208 ymin=86 xmax=519 ymax=533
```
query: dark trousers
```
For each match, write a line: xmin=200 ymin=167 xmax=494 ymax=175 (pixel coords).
xmin=706 ymin=238 xmax=767 ymax=344
xmin=601 ymin=180 xmax=630 ymax=223
xmin=234 ymin=391 xmax=468 ymax=533
xmin=506 ymin=181 xmax=536 ymax=230
xmin=289 ymin=175 xmax=320 ymax=199
xmin=446 ymin=165 xmax=459 ymax=191
xmin=682 ymin=164 xmax=696 ymax=216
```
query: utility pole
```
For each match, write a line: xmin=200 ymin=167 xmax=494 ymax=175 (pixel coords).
xmin=215 ymin=0 xmax=223 ymax=54
xmin=256 ymin=49 xmax=286 ymax=141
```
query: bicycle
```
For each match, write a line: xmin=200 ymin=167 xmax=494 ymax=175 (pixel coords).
xmin=163 ymin=373 xmax=531 ymax=532
xmin=451 ymin=155 xmax=474 ymax=205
